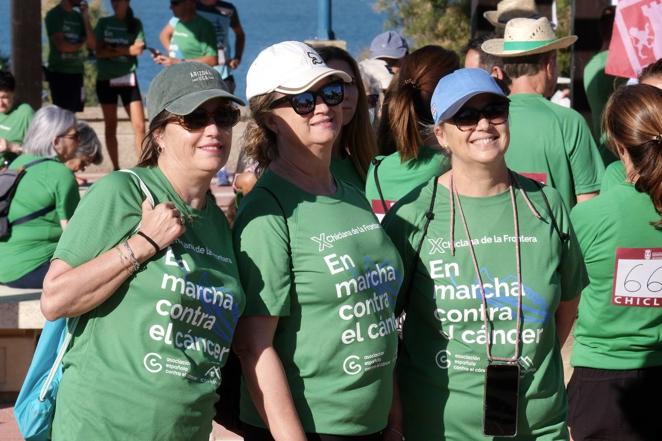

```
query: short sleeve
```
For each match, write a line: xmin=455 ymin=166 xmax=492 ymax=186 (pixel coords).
xmin=52 ymin=165 xmax=80 ymax=221
xmin=168 ymin=16 xmax=179 ymax=27
xmin=564 ymin=110 xmax=605 ymax=195
xmin=45 ymin=9 xmax=62 ymax=36
xmin=93 ymin=19 xmax=104 ymax=41
xmin=200 ymin=22 xmax=218 ymax=56
xmin=232 ymin=189 xmax=292 ymax=317
xmin=135 ymin=19 xmax=145 ymax=42
xmin=544 ymin=186 xmax=589 ymax=300
xmin=54 ymin=172 xmax=144 ymax=267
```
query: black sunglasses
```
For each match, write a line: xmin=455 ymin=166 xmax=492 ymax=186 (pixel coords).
xmin=175 ymin=106 xmax=240 ymax=131
xmin=270 ymin=82 xmax=344 ymax=115
xmin=450 ymin=101 xmax=509 ymax=132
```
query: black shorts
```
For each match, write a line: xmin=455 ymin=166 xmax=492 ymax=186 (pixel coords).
xmin=242 ymin=424 xmax=381 ymax=441
xmin=47 ymin=70 xmax=84 ymax=112
xmin=96 ymin=79 xmax=142 ymax=106
xmin=568 ymin=365 xmax=662 ymax=441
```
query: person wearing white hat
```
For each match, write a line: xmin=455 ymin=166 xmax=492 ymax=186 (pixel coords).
xmin=483 ymin=0 xmax=540 ymax=30
xmin=232 ymin=41 xmax=403 ymax=441
xmin=382 ymin=67 xmax=586 ymax=441
xmin=482 ymin=16 xmax=604 ymax=210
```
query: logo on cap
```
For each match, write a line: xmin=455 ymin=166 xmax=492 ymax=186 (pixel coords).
xmin=307 ymin=52 xmax=323 ymax=65
xmin=190 ymin=70 xmax=215 ymax=83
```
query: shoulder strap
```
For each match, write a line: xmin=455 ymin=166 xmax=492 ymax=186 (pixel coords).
xmin=402 ymin=177 xmax=439 ymax=311
xmin=530 ymin=179 xmax=569 ymax=243
xmin=38 ymin=316 xmax=80 ymax=402
xmin=6 ymin=158 xmax=57 ymax=227
xmin=371 ymin=157 xmax=389 ymax=214
xmin=119 ymin=169 xmax=156 ymax=208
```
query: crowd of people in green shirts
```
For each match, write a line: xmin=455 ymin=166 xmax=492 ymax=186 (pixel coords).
xmin=2 ymin=0 xmax=662 ymax=440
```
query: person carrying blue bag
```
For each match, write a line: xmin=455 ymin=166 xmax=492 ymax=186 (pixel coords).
xmin=16 ymin=61 xmax=246 ymax=441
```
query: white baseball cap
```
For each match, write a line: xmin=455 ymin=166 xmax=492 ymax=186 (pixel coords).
xmin=246 ymin=41 xmax=352 ymax=100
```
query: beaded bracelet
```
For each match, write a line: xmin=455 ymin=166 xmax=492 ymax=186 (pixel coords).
xmin=121 ymin=240 xmax=140 ymax=274
xmin=115 ymin=246 xmax=134 ymax=276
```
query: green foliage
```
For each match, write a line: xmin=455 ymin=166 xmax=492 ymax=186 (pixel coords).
xmin=555 ymin=0 xmax=572 ymax=78
xmin=374 ymin=0 xmax=471 ymax=53
xmin=42 ymin=0 xmax=104 ymax=105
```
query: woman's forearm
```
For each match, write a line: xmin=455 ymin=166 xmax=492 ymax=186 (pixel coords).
xmin=41 ymin=234 xmax=156 ymax=320
xmin=241 ymin=346 xmax=307 ymax=441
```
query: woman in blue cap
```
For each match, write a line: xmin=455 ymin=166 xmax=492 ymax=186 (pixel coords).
xmin=382 ymin=68 xmax=586 ymax=440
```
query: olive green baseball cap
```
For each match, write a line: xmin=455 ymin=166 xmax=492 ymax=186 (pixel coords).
xmin=146 ymin=62 xmax=245 ymax=124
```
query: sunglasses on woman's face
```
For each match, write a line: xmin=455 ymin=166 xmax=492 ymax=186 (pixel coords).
xmin=175 ymin=106 xmax=240 ymax=131
xmin=450 ymin=101 xmax=509 ymax=132
xmin=270 ymin=81 xmax=345 ymax=116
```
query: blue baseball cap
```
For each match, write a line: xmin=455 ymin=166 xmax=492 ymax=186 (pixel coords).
xmin=430 ymin=68 xmax=506 ymax=124
xmin=369 ymin=31 xmax=409 ymax=60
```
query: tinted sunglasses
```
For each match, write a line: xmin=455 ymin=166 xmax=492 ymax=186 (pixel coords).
xmin=270 ymin=81 xmax=344 ymax=115
xmin=175 ymin=106 xmax=240 ymax=130
xmin=450 ymin=101 xmax=509 ymax=132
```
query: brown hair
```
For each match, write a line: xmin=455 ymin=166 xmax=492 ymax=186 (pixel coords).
xmin=243 ymin=93 xmax=279 ymax=170
xmin=377 ymin=45 xmax=460 ymax=159
xmin=602 ymin=84 xmax=662 ymax=228
xmin=138 ymin=110 xmax=176 ymax=167
xmin=317 ymin=46 xmax=378 ymax=181
xmin=639 ymin=58 xmax=662 ymax=83
xmin=501 ymin=52 xmax=553 ymax=79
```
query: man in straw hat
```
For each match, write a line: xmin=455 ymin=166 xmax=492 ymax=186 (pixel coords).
xmin=482 ymin=16 xmax=604 ymax=209
xmin=484 ymin=0 xmax=540 ymax=30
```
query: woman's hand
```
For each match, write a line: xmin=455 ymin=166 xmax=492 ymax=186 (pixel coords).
xmin=139 ymin=199 xmax=186 ymax=250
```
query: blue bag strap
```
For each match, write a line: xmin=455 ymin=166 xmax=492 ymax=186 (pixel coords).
xmin=38 ymin=316 xmax=79 ymax=401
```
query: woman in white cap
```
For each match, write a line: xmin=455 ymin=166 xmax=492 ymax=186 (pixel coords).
xmin=232 ymin=41 xmax=403 ymax=441
xmin=40 ymin=62 xmax=246 ymax=440
xmin=568 ymin=84 xmax=662 ymax=441
xmin=382 ymin=68 xmax=586 ymax=440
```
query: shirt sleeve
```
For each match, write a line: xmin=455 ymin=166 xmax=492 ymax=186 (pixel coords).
xmin=45 ymin=9 xmax=62 ymax=36
xmin=563 ymin=109 xmax=605 ymax=195
xmin=51 ymin=165 xmax=80 ymax=221
xmin=54 ymin=171 xmax=144 ymax=267
xmin=135 ymin=19 xmax=145 ymax=42
xmin=232 ymin=188 xmax=292 ymax=317
xmin=544 ymin=185 xmax=589 ymax=301
xmin=200 ymin=21 xmax=218 ymax=57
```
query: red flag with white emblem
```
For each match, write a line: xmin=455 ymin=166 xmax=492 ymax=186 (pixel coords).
xmin=606 ymin=0 xmax=662 ymax=78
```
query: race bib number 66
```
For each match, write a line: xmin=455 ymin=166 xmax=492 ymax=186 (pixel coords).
xmin=613 ymin=248 xmax=662 ymax=307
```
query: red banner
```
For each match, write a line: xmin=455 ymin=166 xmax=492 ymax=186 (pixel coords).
xmin=606 ymin=0 xmax=662 ymax=78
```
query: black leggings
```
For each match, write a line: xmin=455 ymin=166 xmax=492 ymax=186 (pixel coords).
xmin=5 ymin=260 xmax=50 ymax=289
xmin=242 ymin=424 xmax=382 ymax=441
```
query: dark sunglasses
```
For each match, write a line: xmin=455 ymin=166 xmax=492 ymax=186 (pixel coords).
xmin=175 ymin=106 xmax=240 ymax=131
xmin=170 ymin=0 xmax=184 ymax=5
xmin=270 ymin=81 xmax=344 ymax=115
xmin=450 ymin=101 xmax=509 ymax=132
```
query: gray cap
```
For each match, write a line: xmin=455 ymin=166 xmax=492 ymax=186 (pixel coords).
xmin=369 ymin=31 xmax=409 ymax=60
xmin=146 ymin=62 xmax=245 ymax=124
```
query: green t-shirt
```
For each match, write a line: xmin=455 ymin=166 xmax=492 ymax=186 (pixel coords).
xmin=583 ymin=51 xmax=617 ymax=140
xmin=0 ymin=103 xmax=34 ymax=143
xmin=168 ymin=15 xmax=217 ymax=60
xmin=600 ymin=160 xmax=627 ymax=193
xmin=331 ymin=156 xmax=364 ymax=190
xmin=570 ymin=183 xmax=662 ymax=370
xmin=45 ymin=5 xmax=87 ymax=74
xmin=94 ymin=16 xmax=145 ymax=81
xmin=365 ymin=146 xmax=450 ymax=220
xmin=0 ymin=154 xmax=79 ymax=283
xmin=51 ymin=168 xmax=245 ymax=441
xmin=233 ymin=169 xmax=403 ymax=435
xmin=507 ymin=93 xmax=605 ymax=210
xmin=383 ymin=176 xmax=587 ymax=441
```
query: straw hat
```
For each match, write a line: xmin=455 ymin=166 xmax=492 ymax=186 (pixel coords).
xmin=483 ymin=0 xmax=540 ymax=28
xmin=481 ymin=17 xmax=577 ymax=57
